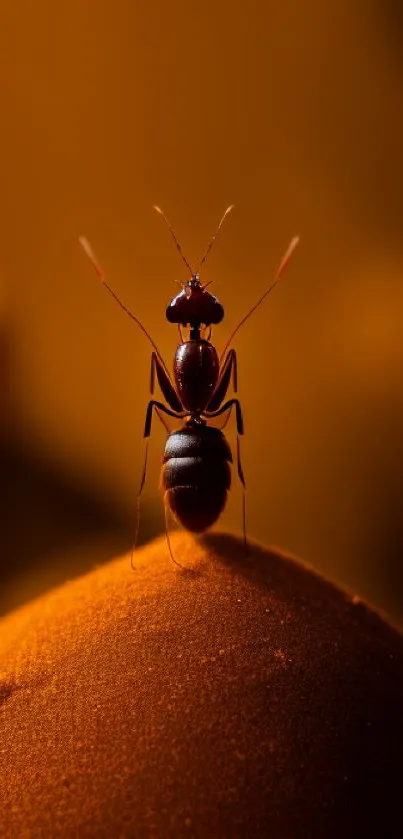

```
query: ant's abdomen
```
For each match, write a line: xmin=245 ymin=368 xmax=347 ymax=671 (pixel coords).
xmin=162 ymin=425 xmax=232 ymax=533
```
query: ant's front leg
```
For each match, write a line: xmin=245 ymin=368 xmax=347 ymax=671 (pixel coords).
xmin=207 ymin=349 xmax=237 ymax=412
xmin=150 ymin=352 xmax=183 ymax=412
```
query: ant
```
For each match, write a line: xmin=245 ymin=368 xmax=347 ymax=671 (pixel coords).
xmin=79 ymin=208 xmax=299 ymax=567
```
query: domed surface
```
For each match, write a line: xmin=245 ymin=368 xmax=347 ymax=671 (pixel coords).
xmin=1 ymin=533 xmax=402 ymax=838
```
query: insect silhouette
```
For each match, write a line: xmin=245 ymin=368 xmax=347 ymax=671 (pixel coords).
xmin=79 ymin=208 xmax=299 ymax=567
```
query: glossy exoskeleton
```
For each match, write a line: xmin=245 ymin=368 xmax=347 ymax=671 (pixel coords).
xmin=80 ymin=207 xmax=299 ymax=565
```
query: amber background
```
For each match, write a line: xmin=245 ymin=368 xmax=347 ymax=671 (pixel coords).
xmin=1 ymin=1 xmax=403 ymax=622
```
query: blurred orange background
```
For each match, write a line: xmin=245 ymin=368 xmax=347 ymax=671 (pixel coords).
xmin=1 ymin=0 xmax=403 ymax=622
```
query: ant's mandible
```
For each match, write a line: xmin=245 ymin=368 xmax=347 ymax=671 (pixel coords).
xmin=79 ymin=208 xmax=299 ymax=567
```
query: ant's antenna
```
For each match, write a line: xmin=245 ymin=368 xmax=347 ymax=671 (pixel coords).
xmin=198 ymin=204 xmax=234 ymax=271
xmin=79 ymin=236 xmax=168 ymax=372
xmin=219 ymin=235 xmax=300 ymax=362
xmin=153 ymin=206 xmax=194 ymax=276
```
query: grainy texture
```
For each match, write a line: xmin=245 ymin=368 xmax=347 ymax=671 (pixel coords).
xmin=1 ymin=533 xmax=402 ymax=838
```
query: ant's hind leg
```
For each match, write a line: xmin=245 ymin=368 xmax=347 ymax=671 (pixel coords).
xmin=236 ymin=435 xmax=248 ymax=554
xmin=205 ymin=398 xmax=248 ymax=553
xmin=163 ymin=496 xmax=201 ymax=573
xmin=164 ymin=498 xmax=187 ymax=570
xmin=131 ymin=400 xmax=186 ymax=570
xmin=131 ymin=439 xmax=150 ymax=569
xmin=211 ymin=398 xmax=246 ymax=488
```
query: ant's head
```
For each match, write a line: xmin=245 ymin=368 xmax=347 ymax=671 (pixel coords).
xmin=154 ymin=204 xmax=233 ymax=329
xmin=166 ymin=274 xmax=224 ymax=328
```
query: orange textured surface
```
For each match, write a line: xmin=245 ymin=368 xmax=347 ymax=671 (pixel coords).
xmin=1 ymin=532 xmax=403 ymax=838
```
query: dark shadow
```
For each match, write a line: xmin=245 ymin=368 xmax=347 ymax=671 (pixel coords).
xmin=0 ymin=433 xmax=161 ymax=614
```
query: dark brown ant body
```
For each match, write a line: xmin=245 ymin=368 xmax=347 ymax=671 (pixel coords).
xmin=80 ymin=208 xmax=298 ymax=565
xmin=153 ymin=275 xmax=241 ymax=538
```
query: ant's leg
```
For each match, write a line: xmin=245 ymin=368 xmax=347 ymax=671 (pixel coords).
xmin=155 ymin=406 xmax=171 ymax=433
xmin=164 ymin=497 xmax=187 ymax=570
xmin=136 ymin=406 xmax=172 ymax=510
xmin=150 ymin=353 xmax=183 ymax=412
xmin=207 ymin=350 xmax=237 ymax=412
xmin=131 ymin=400 xmax=187 ymax=570
xmin=236 ymin=434 xmax=246 ymax=489
xmin=206 ymin=398 xmax=244 ymax=435
xmin=131 ymin=437 xmax=150 ymax=569
xmin=218 ymin=409 xmax=232 ymax=433
xmin=207 ymin=399 xmax=245 ymax=485
xmin=205 ymin=398 xmax=247 ymax=552
xmin=144 ymin=400 xmax=186 ymax=438
xmin=211 ymin=352 xmax=237 ymax=429
xmin=236 ymin=435 xmax=248 ymax=553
